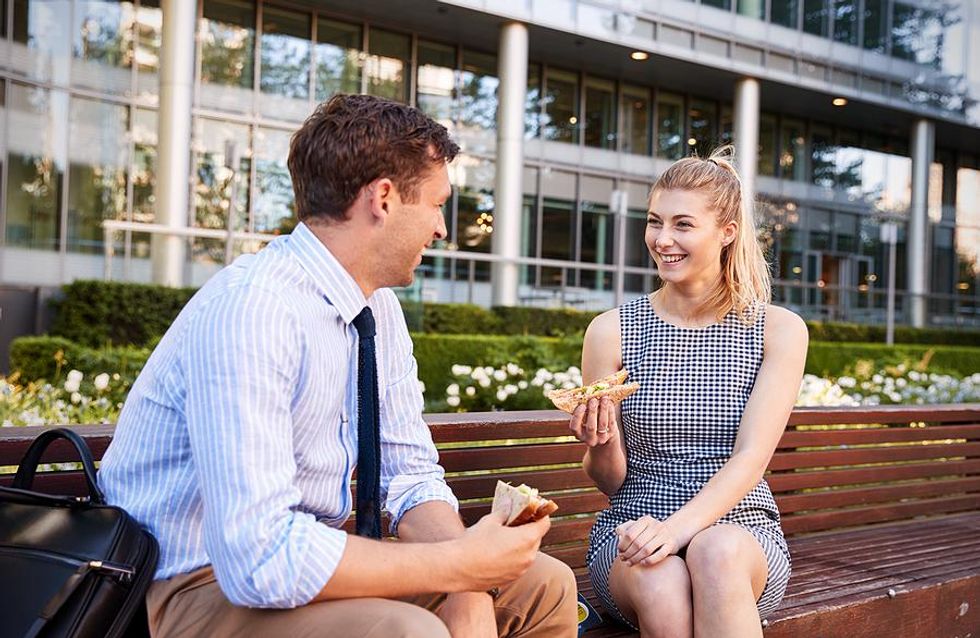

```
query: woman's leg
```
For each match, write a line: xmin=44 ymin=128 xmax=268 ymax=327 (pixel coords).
xmin=607 ymin=554 xmax=693 ymax=638
xmin=685 ymin=524 xmax=768 ymax=638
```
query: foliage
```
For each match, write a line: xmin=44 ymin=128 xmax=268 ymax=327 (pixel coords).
xmin=1 ymin=371 xmax=124 ymax=427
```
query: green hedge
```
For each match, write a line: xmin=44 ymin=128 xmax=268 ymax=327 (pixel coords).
xmin=50 ymin=280 xmax=196 ymax=348
xmin=46 ymin=280 xmax=980 ymax=347
xmin=804 ymin=342 xmax=980 ymax=378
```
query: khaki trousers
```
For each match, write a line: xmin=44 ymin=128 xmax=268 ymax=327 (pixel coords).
xmin=146 ymin=552 xmax=578 ymax=638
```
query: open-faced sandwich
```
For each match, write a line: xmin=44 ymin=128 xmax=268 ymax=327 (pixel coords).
xmin=491 ymin=481 xmax=559 ymax=526
xmin=546 ymin=369 xmax=640 ymax=414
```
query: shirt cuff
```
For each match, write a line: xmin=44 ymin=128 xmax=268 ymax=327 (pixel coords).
xmin=386 ymin=479 xmax=459 ymax=536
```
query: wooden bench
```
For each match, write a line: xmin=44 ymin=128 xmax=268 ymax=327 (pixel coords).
xmin=2 ymin=404 xmax=978 ymax=636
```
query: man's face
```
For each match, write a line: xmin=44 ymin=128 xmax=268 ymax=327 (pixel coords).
xmin=382 ymin=163 xmax=451 ymax=288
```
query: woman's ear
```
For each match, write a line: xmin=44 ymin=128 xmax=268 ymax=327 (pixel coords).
xmin=722 ymin=221 xmax=738 ymax=247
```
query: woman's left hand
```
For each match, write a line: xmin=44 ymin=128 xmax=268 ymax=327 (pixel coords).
xmin=615 ymin=516 xmax=680 ymax=567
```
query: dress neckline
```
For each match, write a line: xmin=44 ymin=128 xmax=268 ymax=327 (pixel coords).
xmin=644 ymin=293 xmax=728 ymax=332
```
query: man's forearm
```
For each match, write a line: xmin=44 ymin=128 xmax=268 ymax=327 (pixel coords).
xmin=396 ymin=500 xmax=466 ymax=542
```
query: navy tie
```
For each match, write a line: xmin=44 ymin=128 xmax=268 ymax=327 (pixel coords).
xmin=352 ymin=307 xmax=382 ymax=539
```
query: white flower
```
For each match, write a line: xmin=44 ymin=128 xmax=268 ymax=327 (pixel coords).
xmin=518 ymin=380 xmax=528 ymax=390
xmin=418 ymin=380 xmax=426 ymax=394
xmin=94 ymin=373 xmax=110 ymax=391
xmin=446 ymin=383 xmax=460 ymax=396
xmin=64 ymin=369 xmax=83 ymax=393
xmin=506 ymin=363 xmax=521 ymax=376
xmin=478 ymin=377 xmax=491 ymax=388
xmin=451 ymin=364 xmax=472 ymax=376
xmin=70 ymin=392 xmax=82 ymax=404
xmin=837 ymin=376 xmax=856 ymax=388
xmin=493 ymin=369 xmax=507 ymax=382
xmin=446 ymin=396 xmax=461 ymax=407
xmin=465 ymin=386 xmax=476 ymax=396
xmin=872 ymin=374 xmax=884 ymax=384
xmin=504 ymin=384 xmax=518 ymax=395
xmin=496 ymin=389 xmax=508 ymax=402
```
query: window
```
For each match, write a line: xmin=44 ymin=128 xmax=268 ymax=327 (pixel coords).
xmin=539 ymin=169 xmax=577 ymax=287
xmin=135 ymin=0 xmax=162 ymax=100
xmin=11 ymin=0 xmax=72 ymax=83
xmin=253 ymin=127 xmax=296 ymax=235
xmin=453 ymin=158 xmax=495 ymax=281
xmin=200 ymin=0 xmax=255 ymax=113
xmin=836 ymin=128 xmax=862 ymax=195
xmin=5 ymin=83 xmax=67 ymax=251
xmin=811 ymin=124 xmax=836 ymax=188
xmin=315 ymin=18 xmax=362 ymax=102
xmin=688 ymin=98 xmax=716 ymax=157
xmin=621 ymin=85 xmax=650 ymax=156
xmin=67 ymin=97 xmax=129 ymax=254
xmin=525 ymin=64 xmax=541 ymax=139
xmin=702 ymin=0 xmax=731 ymax=9
xmin=758 ymin=114 xmax=777 ymax=177
xmin=259 ymin=6 xmax=311 ymax=121
xmin=584 ymin=77 xmax=616 ymax=150
xmin=770 ymin=0 xmax=798 ymax=28
xmin=520 ymin=166 xmax=538 ymax=286
xmin=416 ymin=40 xmax=456 ymax=127
xmin=832 ymin=0 xmax=858 ymax=45
xmin=459 ymin=49 xmax=498 ymax=148
xmin=579 ymin=176 xmax=614 ymax=289
xmin=862 ymin=0 xmax=886 ymax=52
xmin=656 ymin=92 xmax=684 ymax=160
xmin=72 ymin=0 xmax=135 ymax=94
xmin=131 ymin=108 xmax=157 ymax=258
xmin=779 ymin=118 xmax=806 ymax=181
xmin=192 ymin=118 xmax=251 ymax=263
xmin=803 ymin=0 xmax=829 ymax=37
xmin=366 ymin=28 xmax=410 ymax=103
xmin=542 ymin=68 xmax=579 ymax=144
xmin=737 ymin=0 xmax=764 ymax=20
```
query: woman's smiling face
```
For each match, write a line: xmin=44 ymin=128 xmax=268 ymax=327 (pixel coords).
xmin=645 ymin=189 xmax=736 ymax=286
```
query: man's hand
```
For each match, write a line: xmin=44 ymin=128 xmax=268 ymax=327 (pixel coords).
xmin=448 ymin=508 xmax=550 ymax=592
xmin=438 ymin=591 xmax=497 ymax=638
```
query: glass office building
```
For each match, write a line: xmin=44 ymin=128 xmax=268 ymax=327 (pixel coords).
xmin=0 ymin=0 xmax=978 ymax=326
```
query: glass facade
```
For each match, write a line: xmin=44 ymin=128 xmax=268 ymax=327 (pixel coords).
xmin=0 ymin=0 xmax=977 ymax=324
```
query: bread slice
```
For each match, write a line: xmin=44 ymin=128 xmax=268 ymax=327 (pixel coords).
xmin=491 ymin=481 xmax=559 ymax=526
xmin=546 ymin=368 xmax=640 ymax=414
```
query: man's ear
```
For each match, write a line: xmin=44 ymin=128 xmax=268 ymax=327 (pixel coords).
xmin=365 ymin=178 xmax=396 ymax=222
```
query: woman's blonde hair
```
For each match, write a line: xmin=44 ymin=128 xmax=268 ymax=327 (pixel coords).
xmin=649 ymin=145 xmax=771 ymax=323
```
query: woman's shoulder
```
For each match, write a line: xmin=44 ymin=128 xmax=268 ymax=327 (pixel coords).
xmin=586 ymin=307 xmax=621 ymax=341
xmin=763 ymin=304 xmax=809 ymax=350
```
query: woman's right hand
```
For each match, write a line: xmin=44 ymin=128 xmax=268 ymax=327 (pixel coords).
xmin=569 ymin=396 xmax=619 ymax=447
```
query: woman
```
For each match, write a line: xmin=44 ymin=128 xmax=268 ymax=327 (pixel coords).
xmin=571 ymin=147 xmax=808 ymax=637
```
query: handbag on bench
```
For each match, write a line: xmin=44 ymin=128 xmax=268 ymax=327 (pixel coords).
xmin=0 ymin=428 xmax=159 ymax=638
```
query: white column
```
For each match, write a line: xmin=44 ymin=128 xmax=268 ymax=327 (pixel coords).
xmin=908 ymin=118 xmax=934 ymax=327
xmin=152 ymin=0 xmax=196 ymax=287
xmin=733 ymin=77 xmax=760 ymax=210
xmin=491 ymin=22 xmax=528 ymax=307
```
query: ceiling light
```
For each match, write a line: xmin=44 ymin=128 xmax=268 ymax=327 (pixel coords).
xmin=630 ymin=51 xmax=649 ymax=61
xmin=687 ymin=138 xmax=697 ymax=146
xmin=832 ymin=97 xmax=848 ymax=106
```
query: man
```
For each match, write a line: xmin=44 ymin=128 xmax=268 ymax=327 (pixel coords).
xmin=100 ymin=94 xmax=578 ymax=637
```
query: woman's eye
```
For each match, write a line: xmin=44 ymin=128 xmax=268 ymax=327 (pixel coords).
xmin=647 ymin=219 xmax=661 ymax=226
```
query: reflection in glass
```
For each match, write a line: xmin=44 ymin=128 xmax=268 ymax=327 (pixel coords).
xmin=584 ymin=78 xmax=616 ymax=150
xmin=832 ymin=0 xmax=857 ymax=45
xmin=540 ymin=197 xmax=574 ymax=287
xmin=459 ymin=49 xmax=498 ymax=151
xmin=758 ymin=114 xmax=776 ymax=177
xmin=200 ymin=0 xmax=255 ymax=113
xmin=72 ymin=1 xmax=134 ymax=94
xmin=811 ymin=125 xmax=836 ymax=188
xmin=720 ymin=105 xmax=733 ymax=147
xmin=770 ymin=0 xmax=797 ymax=27
xmin=526 ymin=64 xmax=541 ymax=139
xmin=737 ymin=0 xmax=764 ymax=19
xmin=542 ymin=68 xmax=578 ymax=144
xmin=836 ymin=129 xmax=862 ymax=195
xmin=809 ymin=209 xmax=832 ymax=250
xmin=135 ymin=0 xmax=162 ymax=100
xmin=954 ymin=168 xmax=980 ymax=299
xmin=254 ymin=127 xmax=296 ymax=235
xmin=416 ymin=40 xmax=456 ymax=127
xmin=520 ymin=170 xmax=538 ymax=286
xmin=366 ymin=28 xmax=410 ymax=103
xmin=862 ymin=0 xmax=886 ymax=52
xmin=192 ymin=118 xmax=251 ymax=263
xmin=656 ymin=92 xmax=684 ymax=160
xmin=11 ymin=0 xmax=72 ymax=83
xmin=5 ymin=83 xmax=66 ymax=251
xmin=453 ymin=157 xmax=495 ymax=282
xmin=580 ymin=200 xmax=614 ymax=289
xmin=259 ymin=6 xmax=310 ymax=121
xmin=891 ymin=2 xmax=943 ymax=67
xmin=702 ymin=0 xmax=731 ymax=9
xmin=622 ymin=85 xmax=650 ymax=156
xmin=688 ymin=98 xmax=716 ymax=158
xmin=315 ymin=18 xmax=361 ymax=102
xmin=131 ymin=108 xmax=157 ymax=258
xmin=803 ymin=0 xmax=829 ymax=36
xmin=67 ymin=97 xmax=128 ymax=254
xmin=779 ymin=118 xmax=806 ymax=181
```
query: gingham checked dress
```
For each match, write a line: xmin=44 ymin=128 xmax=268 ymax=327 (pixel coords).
xmin=586 ymin=295 xmax=791 ymax=629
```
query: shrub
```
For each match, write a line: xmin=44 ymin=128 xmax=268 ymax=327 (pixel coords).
xmin=50 ymin=280 xmax=196 ymax=347
xmin=805 ymin=342 xmax=980 ymax=379
xmin=491 ymin=306 xmax=599 ymax=336
xmin=421 ymin=303 xmax=499 ymax=334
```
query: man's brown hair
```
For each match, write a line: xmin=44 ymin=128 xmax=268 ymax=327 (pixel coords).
xmin=288 ymin=94 xmax=460 ymax=222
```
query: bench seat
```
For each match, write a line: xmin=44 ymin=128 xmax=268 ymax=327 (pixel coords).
xmin=2 ymin=404 xmax=978 ymax=636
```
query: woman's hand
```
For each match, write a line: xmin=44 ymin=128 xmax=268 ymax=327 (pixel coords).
xmin=615 ymin=516 xmax=680 ymax=567
xmin=568 ymin=396 xmax=619 ymax=447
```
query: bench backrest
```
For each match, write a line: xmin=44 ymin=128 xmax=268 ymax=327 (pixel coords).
xmin=2 ymin=405 xmax=978 ymax=572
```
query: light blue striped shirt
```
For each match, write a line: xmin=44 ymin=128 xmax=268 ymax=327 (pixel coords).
xmin=99 ymin=222 xmax=458 ymax=608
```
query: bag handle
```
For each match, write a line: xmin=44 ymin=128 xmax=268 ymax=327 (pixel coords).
xmin=11 ymin=427 xmax=105 ymax=504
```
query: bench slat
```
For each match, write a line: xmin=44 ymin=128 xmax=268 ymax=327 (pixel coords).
xmin=781 ymin=493 xmax=980 ymax=534
xmin=766 ymin=458 xmax=980 ymax=492
xmin=458 ymin=490 xmax=607 ymax=523
xmin=446 ymin=467 xmax=592 ymax=500
xmin=438 ymin=443 xmax=581 ymax=472
xmin=775 ymin=476 xmax=980 ymax=513
xmin=768 ymin=441 xmax=980 ymax=471
xmin=776 ymin=423 xmax=980 ymax=448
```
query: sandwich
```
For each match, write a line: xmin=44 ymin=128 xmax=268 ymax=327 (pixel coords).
xmin=546 ymin=369 xmax=640 ymax=414
xmin=491 ymin=481 xmax=559 ymax=526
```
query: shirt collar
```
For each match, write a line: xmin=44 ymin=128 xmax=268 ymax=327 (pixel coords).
xmin=288 ymin=221 xmax=368 ymax=325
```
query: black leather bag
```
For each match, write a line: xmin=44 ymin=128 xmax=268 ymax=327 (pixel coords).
xmin=0 ymin=428 xmax=159 ymax=638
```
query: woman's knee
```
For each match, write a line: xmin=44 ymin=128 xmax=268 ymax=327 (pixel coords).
xmin=685 ymin=526 xmax=760 ymax=589
xmin=616 ymin=555 xmax=691 ymax=611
